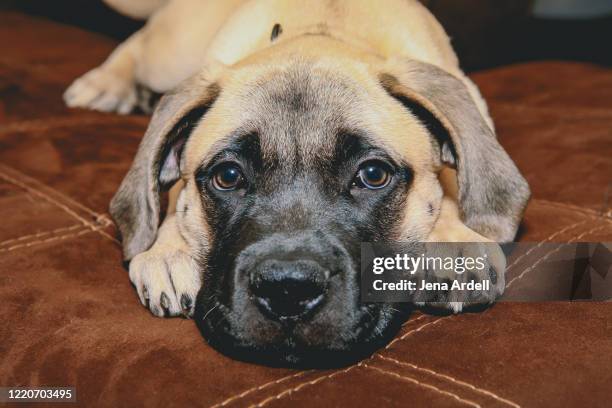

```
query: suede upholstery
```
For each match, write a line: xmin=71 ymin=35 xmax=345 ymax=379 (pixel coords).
xmin=1 ymin=11 xmax=611 ymax=408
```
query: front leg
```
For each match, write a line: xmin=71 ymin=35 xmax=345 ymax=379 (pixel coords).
xmin=129 ymin=215 xmax=201 ymax=317
xmin=418 ymin=197 xmax=506 ymax=313
xmin=64 ymin=29 xmax=143 ymax=114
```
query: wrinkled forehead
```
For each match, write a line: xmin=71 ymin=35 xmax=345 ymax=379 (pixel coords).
xmin=240 ymin=66 xmax=366 ymax=161
xmin=184 ymin=62 xmax=430 ymax=173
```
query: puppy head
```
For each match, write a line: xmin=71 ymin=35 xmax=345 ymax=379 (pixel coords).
xmin=110 ymin=55 xmax=528 ymax=366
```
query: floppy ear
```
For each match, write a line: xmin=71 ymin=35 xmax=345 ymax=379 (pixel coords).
xmin=110 ymin=74 xmax=221 ymax=260
xmin=380 ymin=59 xmax=530 ymax=242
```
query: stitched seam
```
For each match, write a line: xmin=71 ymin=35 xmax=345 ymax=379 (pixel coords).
xmin=505 ymin=219 xmax=591 ymax=273
xmin=401 ymin=313 xmax=427 ymax=327
xmin=0 ymin=164 xmax=104 ymax=220
xmin=506 ymin=223 xmax=609 ymax=289
xmin=96 ymin=228 xmax=121 ymax=245
xmin=384 ymin=316 xmax=452 ymax=351
xmin=375 ymin=355 xmax=520 ymax=408
xmin=96 ymin=213 xmax=114 ymax=227
xmin=0 ymin=169 xmax=93 ymax=227
xmin=249 ymin=365 xmax=360 ymax=408
xmin=534 ymin=199 xmax=612 ymax=219
xmin=209 ymin=371 xmax=313 ymax=408
xmin=0 ymin=227 xmax=96 ymax=253
xmin=0 ymin=165 xmax=118 ymax=245
xmin=249 ymin=317 xmax=457 ymax=407
xmin=0 ymin=224 xmax=82 ymax=246
xmin=363 ymin=364 xmax=481 ymax=407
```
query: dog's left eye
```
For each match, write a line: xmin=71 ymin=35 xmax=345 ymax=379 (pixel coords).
xmin=354 ymin=161 xmax=392 ymax=190
xmin=212 ymin=164 xmax=244 ymax=191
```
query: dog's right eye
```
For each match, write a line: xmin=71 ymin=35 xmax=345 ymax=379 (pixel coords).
xmin=353 ymin=160 xmax=392 ymax=190
xmin=211 ymin=163 xmax=244 ymax=191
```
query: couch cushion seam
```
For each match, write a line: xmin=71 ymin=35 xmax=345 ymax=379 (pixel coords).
xmin=506 ymin=218 xmax=594 ymax=274
xmin=0 ymin=166 xmax=95 ymax=227
xmin=208 ymin=371 xmax=313 ymax=408
xmin=384 ymin=316 xmax=453 ymax=352
xmin=245 ymin=365 xmax=361 ymax=408
xmin=373 ymin=355 xmax=520 ymax=408
xmin=361 ymin=364 xmax=481 ymax=407
xmin=0 ymin=227 xmax=98 ymax=254
xmin=506 ymin=222 xmax=609 ymax=289
xmin=0 ymin=164 xmax=118 ymax=245
xmin=532 ymin=199 xmax=612 ymax=219
xmin=0 ymin=223 xmax=83 ymax=247
xmin=0 ymin=164 xmax=109 ymax=222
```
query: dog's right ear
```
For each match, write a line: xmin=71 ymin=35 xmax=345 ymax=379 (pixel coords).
xmin=110 ymin=74 xmax=221 ymax=260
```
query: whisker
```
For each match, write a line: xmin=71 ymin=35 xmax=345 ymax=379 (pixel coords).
xmin=201 ymin=303 xmax=219 ymax=322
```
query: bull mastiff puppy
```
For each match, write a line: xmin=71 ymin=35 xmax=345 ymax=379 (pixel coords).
xmin=65 ymin=0 xmax=529 ymax=365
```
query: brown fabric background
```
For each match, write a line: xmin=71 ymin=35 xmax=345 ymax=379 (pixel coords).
xmin=1 ymin=11 xmax=611 ymax=408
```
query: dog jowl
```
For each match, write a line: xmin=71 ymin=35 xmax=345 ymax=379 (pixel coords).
xmin=110 ymin=58 xmax=529 ymax=366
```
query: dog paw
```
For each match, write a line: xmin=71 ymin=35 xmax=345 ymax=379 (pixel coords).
xmin=63 ymin=66 xmax=137 ymax=114
xmin=129 ymin=248 xmax=201 ymax=317
xmin=415 ymin=242 xmax=506 ymax=313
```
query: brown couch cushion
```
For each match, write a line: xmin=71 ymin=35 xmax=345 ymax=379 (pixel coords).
xmin=1 ymin=11 xmax=611 ymax=407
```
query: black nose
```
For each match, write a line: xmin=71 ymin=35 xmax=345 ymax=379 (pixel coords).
xmin=250 ymin=259 xmax=328 ymax=321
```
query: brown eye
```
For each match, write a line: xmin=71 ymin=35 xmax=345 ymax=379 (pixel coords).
xmin=355 ymin=161 xmax=391 ymax=190
xmin=212 ymin=164 xmax=244 ymax=191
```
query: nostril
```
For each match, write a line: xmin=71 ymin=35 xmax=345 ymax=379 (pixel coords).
xmin=250 ymin=264 xmax=327 ymax=320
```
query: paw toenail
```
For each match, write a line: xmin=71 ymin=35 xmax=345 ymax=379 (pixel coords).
xmin=180 ymin=294 xmax=192 ymax=311
xmin=160 ymin=292 xmax=170 ymax=310
xmin=150 ymin=305 xmax=161 ymax=316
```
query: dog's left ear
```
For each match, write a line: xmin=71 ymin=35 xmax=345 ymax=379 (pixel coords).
xmin=380 ymin=59 xmax=530 ymax=242
xmin=110 ymin=72 xmax=221 ymax=260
